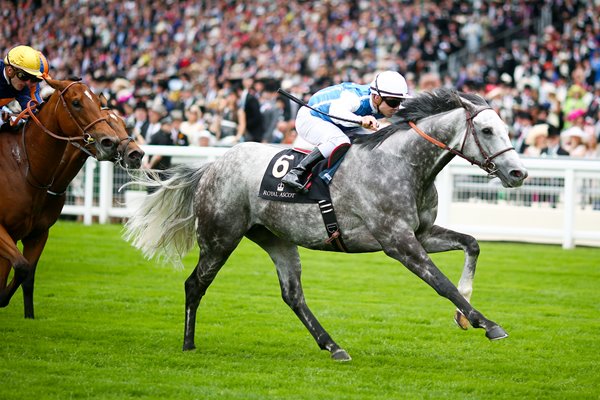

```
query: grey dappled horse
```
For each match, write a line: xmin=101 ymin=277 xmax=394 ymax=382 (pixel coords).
xmin=124 ymin=88 xmax=527 ymax=361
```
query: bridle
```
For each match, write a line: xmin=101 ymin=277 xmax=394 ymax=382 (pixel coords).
xmin=408 ymin=104 xmax=515 ymax=177
xmin=13 ymin=81 xmax=110 ymax=189
xmin=15 ymin=81 xmax=109 ymax=145
xmin=45 ymin=108 xmax=136 ymax=196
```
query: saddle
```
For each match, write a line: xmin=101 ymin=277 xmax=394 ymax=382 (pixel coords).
xmin=259 ymin=144 xmax=350 ymax=251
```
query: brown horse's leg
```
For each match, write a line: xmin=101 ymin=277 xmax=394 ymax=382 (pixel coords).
xmin=0 ymin=259 xmax=10 ymax=291
xmin=20 ymin=231 xmax=50 ymax=318
xmin=0 ymin=226 xmax=29 ymax=308
xmin=419 ymin=225 xmax=480 ymax=330
xmin=246 ymin=226 xmax=350 ymax=361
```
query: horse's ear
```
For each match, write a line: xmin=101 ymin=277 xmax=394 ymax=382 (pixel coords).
xmin=44 ymin=78 xmax=67 ymax=92
xmin=99 ymin=93 xmax=108 ymax=108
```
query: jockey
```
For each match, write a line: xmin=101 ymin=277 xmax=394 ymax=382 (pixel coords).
xmin=282 ymin=70 xmax=411 ymax=192
xmin=1 ymin=45 xmax=49 ymax=129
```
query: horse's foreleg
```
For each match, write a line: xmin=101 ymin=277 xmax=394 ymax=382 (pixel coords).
xmin=0 ymin=226 xmax=29 ymax=308
xmin=418 ymin=225 xmax=480 ymax=330
xmin=384 ymin=233 xmax=507 ymax=340
xmin=246 ymin=227 xmax=350 ymax=361
xmin=0 ymin=259 xmax=12 ymax=304
xmin=21 ymin=231 xmax=50 ymax=319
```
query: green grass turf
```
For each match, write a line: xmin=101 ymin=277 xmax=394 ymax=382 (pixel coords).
xmin=1 ymin=221 xmax=599 ymax=399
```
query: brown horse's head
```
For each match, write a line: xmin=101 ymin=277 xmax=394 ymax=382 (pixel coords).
xmin=103 ymin=108 xmax=145 ymax=169
xmin=43 ymin=79 xmax=120 ymax=161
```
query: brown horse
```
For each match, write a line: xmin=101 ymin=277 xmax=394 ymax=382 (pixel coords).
xmin=0 ymin=105 xmax=144 ymax=318
xmin=0 ymin=78 xmax=125 ymax=312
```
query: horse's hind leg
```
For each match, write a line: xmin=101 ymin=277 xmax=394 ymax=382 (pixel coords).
xmin=0 ymin=227 xmax=29 ymax=308
xmin=183 ymin=241 xmax=240 ymax=351
xmin=246 ymin=226 xmax=350 ymax=361
xmin=419 ymin=225 xmax=480 ymax=330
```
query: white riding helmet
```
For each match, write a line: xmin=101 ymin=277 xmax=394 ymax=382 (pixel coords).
xmin=370 ymin=71 xmax=411 ymax=98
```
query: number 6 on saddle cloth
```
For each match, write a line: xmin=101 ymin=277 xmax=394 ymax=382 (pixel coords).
xmin=259 ymin=144 xmax=350 ymax=251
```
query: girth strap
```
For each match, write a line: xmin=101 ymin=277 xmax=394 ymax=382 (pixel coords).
xmin=317 ymin=199 xmax=348 ymax=252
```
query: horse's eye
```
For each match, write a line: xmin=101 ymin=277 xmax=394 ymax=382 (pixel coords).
xmin=482 ymin=127 xmax=493 ymax=135
xmin=72 ymin=100 xmax=81 ymax=108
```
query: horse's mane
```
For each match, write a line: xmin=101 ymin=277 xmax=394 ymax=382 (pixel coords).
xmin=355 ymin=88 xmax=489 ymax=150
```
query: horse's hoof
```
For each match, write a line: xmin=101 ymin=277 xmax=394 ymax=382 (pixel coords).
xmin=454 ymin=310 xmax=470 ymax=330
xmin=331 ymin=349 xmax=352 ymax=362
xmin=182 ymin=342 xmax=196 ymax=351
xmin=486 ymin=325 xmax=508 ymax=341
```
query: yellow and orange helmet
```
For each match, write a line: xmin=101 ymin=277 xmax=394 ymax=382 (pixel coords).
xmin=4 ymin=45 xmax=48 ymax=78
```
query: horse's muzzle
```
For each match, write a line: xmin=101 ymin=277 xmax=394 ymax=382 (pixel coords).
xmin=95 ymin=135 xmax=120 ymax=161
xmin=124 ymin=148 xmax=144 ymax=169
xmin=502 ymin=167 xmax=528 ymax=188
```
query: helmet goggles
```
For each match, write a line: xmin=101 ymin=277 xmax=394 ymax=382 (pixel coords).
xmin=12 ymin=67 xmax=42 ymax=83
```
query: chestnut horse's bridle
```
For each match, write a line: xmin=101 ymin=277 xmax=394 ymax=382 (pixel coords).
xmin=13 ymin=81 xmax=110 ymax=189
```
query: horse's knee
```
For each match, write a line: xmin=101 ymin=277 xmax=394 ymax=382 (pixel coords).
xmin=464 ymin=235 xmax=480 ymax=257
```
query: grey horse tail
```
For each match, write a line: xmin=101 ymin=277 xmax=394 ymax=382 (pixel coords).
xmin=123 ymin=163 xmax=211 ymax=269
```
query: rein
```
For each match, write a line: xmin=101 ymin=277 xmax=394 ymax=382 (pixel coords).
xmin=17 ymin=81 xmax=109 ymax=190
xmin=408 ymin=106 xmax=514 ymax=176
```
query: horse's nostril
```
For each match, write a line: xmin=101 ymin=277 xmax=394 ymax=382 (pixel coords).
xmin=510 ymin=169 xmax=528 ymax=179
xmin=129 ymin=151 xmax=144 ymax=160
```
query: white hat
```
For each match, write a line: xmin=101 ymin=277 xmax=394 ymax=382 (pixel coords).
xmin=149 ymin=102 xmax=166 ymax=116
xmin=561 ymin=126 xmax=588 ymax=142
xmin=525 ymin=124 xmax=549 ymax=146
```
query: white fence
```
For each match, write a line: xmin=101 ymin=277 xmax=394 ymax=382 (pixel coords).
xmin=61 ymin=145 xmax=600 ymax=249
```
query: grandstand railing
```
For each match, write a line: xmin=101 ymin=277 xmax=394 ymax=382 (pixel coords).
xmin=61 ymin=145 xmax=600 ymax=249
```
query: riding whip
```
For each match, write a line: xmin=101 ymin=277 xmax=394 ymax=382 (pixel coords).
xmin=277 ymin=88 xmax=363 ymax=126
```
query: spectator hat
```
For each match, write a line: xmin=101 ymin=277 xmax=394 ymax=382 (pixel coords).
xmin=567 ymin=84 xmax=586 ymax=98
xmin=547 ymin=124 xmax=560 ymax=138
xmin=561 ymin=126 xmax=588 ymax=142
xmin=134 ymin=101 xmax=147 ymax=111
xmin=149 ymin=103 xmax=167 ymax=117
xmin=525 ymin=124 xmax=549 ymax=146
xmin=170 ymin=109 xmax=184 ymax=120
xmin=566 ymin=108 xmax=586 ymax=122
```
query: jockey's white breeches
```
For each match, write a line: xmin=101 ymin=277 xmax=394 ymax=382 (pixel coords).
xmin=294 ymin=106 xmax=350 ymax=158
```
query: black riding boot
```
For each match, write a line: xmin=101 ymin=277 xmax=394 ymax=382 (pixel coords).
xmin=281 ymin=148 xmax=324 ymax=192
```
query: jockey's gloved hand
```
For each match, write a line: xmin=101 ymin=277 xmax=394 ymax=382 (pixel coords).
xmin=1 ymin=106 xmax=12 ymax=123
xmin=361 ymin=115 xmax=379 ymax=130
xmin=0 ymin=107 xmax=23 ymax=132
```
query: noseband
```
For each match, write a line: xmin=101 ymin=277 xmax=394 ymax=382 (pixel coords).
xmin=408 ymin=106 xmax=515 ymax=177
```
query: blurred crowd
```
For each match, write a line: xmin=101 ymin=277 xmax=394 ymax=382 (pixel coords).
xmin=2 ymin=0 xmax=600 ymax=158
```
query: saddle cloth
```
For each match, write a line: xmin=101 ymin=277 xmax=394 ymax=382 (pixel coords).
xmin=258 ymin=144 xmax=349 ymax=203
